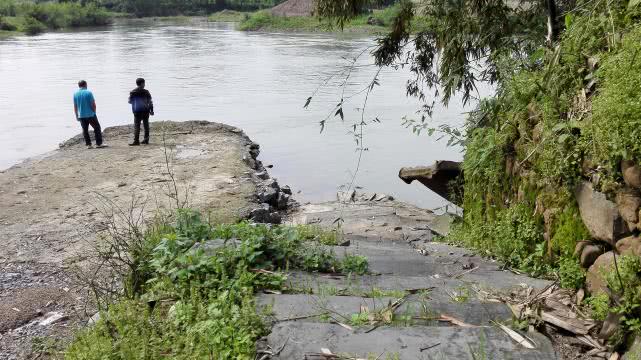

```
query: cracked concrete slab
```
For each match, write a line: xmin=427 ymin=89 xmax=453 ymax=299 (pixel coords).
xmin=267 ymin=322 xmax=558 ymax=359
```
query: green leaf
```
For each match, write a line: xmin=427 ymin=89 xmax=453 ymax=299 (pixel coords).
xmin=564 ymin=14 xmax=573 ymax=29
xmin=629 ymin=0 xmax=641 ymax=9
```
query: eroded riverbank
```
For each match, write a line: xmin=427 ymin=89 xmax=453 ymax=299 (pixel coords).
xmin=0 ymin=121 xmax=293 ymax=358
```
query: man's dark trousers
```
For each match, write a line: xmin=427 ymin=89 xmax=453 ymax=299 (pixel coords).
xmin=79 ymin=116 xmax=103 ymax=146
xmin=133 ymin=112 xmax=150 ymax=144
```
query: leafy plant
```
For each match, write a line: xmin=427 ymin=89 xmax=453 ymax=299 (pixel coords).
xmin=67 ymin=210 xmax=368 ymax=358
xmin=605 ymin=255 xmax=641 ymax=333
xmin=586 ymin=293 xmax=610 ymax=321
xmin=341 ymin=254 xmax=369 ymax=275
xmin=558 ymin=255 xmax=586 ymax=290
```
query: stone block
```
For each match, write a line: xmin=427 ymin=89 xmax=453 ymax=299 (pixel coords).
xmin=616 ymin=188 xmax=641 ymax=225
xmin=576 ymin=182 xmax=629 ymax=245
xmin=622 ymin=160 xmax=641 ymax=189
xmin=616 ymin=236 xmax=641 ymax=257
xmin=586 ymin=251 xmax=615 ymax=296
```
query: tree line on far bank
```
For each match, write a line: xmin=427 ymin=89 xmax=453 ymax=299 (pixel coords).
xmin=0 ymin=0 xmax=282 ymax=35
xmin=97 ymin=0 xmax=281 ymax=16
xmin=0 ymin=0 xmax=112 ymax=35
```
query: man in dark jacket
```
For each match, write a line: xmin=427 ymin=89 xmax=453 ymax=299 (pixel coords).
xmin=128 ymin=78 xmax=154 ymax=146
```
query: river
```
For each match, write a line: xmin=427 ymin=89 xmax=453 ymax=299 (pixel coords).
xmin=0 ymin=18 xmax=479 ymax=209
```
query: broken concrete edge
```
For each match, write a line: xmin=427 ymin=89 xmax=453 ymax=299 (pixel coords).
xmin=398 ymin=160 xmax=462 ymax=204
xmin=288 ymin=190 xmax=457 ymax=239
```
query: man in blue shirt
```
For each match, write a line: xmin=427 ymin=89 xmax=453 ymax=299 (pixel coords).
xmin=73 ymin=80 xmax=104 ymax=149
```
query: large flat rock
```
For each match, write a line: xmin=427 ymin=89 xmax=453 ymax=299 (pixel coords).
xmin=267 ymin=322 xmax=558 ymax=359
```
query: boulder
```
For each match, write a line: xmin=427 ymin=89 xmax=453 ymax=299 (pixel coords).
xmin=616 ymin=236 xmax=641 ymax=257
xmin=281 ymin=185 xmax=292 ymax=195
xmin=258 ymin=187 xmax=279 ymax=205
xmin=265 ymin=179 xmax=280 ymax=190
xmin=575 ymin=182 xmax=629 ymax=246
xmin=616 ymin=188 xmax=641 ymax=225
xmin=250 ymin=203 xmax=272 ymax=223
xmin=586 ymin=251 xmax=616 ymax=296
xmin=337 ymin=190 xmax=355 ymax=203
xmin=622 ymin=160 xmax=641 ymax=189
xmin=268 ymin=211 xmax=282 ymax=224
xmin=580 ymin=243 xmax=606 ymax=268
xmin=255 ymin=170 xmax=269 ymax=180
xmin=276 ymin=193 xmax=290 ymax=211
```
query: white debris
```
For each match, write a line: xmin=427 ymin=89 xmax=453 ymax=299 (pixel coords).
xmin=39 ymin=311 xmax=67 ymax=326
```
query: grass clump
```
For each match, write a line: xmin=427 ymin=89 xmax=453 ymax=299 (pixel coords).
xmin=341 ymin=254 xmax=369 ymax=275
xmin=586 ymin=293 xmax=610 ymax=321
xmin=550 ymin=204 xmax=591 ymax=256
xmin=66 ymin=209 xmax=367 ymax=359
xmin=447 ymin=203 xmax=549 ymax=276
xmin=294 ymin=224 xmax=342 ymax=245
xmin=558 ymin=255 xmax=585 ymax=290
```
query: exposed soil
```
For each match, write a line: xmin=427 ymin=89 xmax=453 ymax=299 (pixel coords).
xmin=270 ymin=0 xmax=314 ymax=17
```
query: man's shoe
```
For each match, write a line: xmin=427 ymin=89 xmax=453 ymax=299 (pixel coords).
xmin=96 ymin=144 xmax=106 ymax=148
xmin=129 ymin=142 xmax=140 ymax=146
xmin=86 ymin=145 xmax=94 ymax=149
xmin=141 ymin=140 xmax=149 ymax=145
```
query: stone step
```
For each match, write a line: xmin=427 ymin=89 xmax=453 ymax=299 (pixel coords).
xmin=284 ymin=271 xmax=470 ymax=302
xmin=257 ymin=294 xmax=513 ymax=327
xmin=332 ymin=237 xmax=552 ymax=290
xmin=266 ymin=322 xmax=558 ymax=359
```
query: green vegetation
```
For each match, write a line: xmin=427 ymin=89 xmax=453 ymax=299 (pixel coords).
xmin=238 ymin=6 xmax=412 ymax=33
xmin=65 ymin=209 xmax=367 ymax=358
xmin=315 ymin=0 xmax=641 ymax=342
xmin=100 ymin=0 xmax=277 ymax=17
xmin=341 ymin=254 xmax=369 ymax=275
xmin=586 ymin=293 xmax=610 ymax=321
xmin=558 ymin=256 xmax=586 ymax=289
xmin=0 ymin=0 xmax=111 ymax=36
xmin=294 ymin=224 xmax=342 ymax=245
xmin=605 ymin=255 xmax=641 ymax=334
